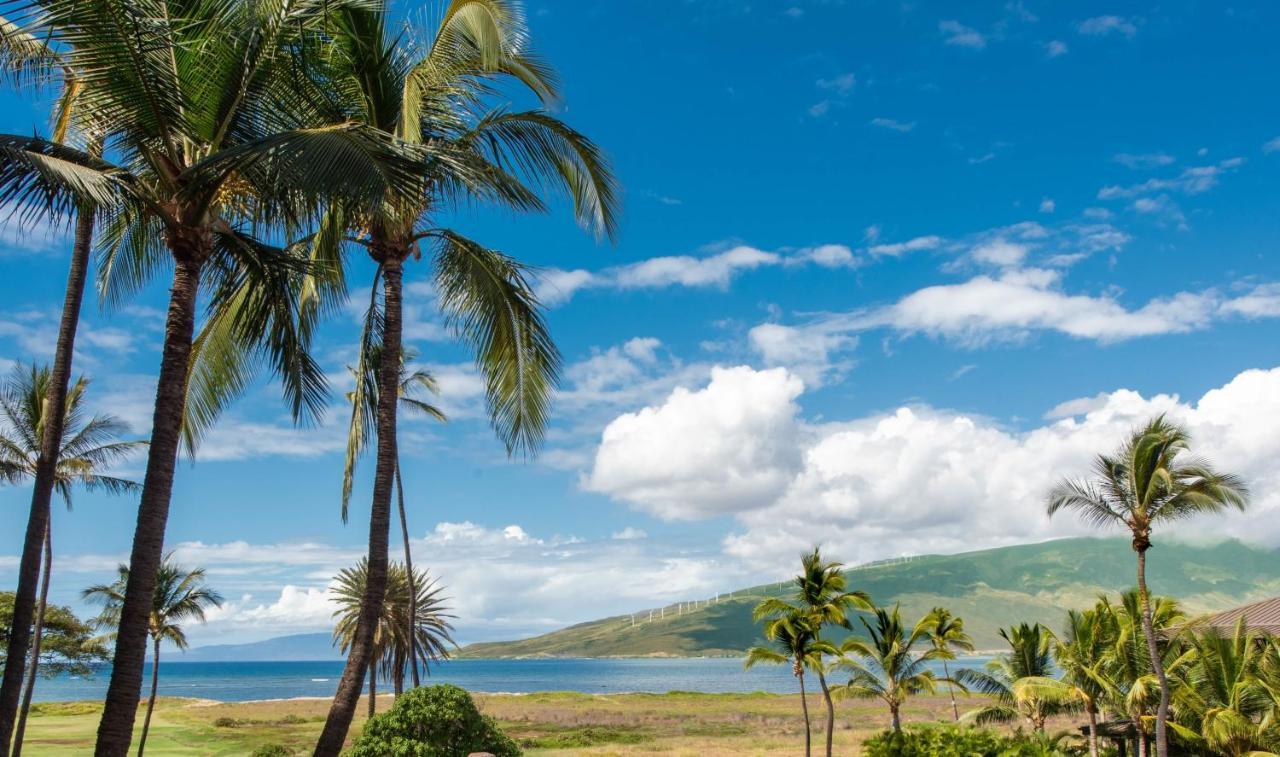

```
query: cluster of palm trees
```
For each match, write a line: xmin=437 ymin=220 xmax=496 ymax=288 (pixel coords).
xmin=329 ymin=558 xmax=456 ymax=716
xmin=749 ymin=416 xmax=1250 ymax=757
xmin=0 ymin=0 xmax=618 ymax=753
xmin=963 ymin=592 xmax=1280 ymax=757
xmin=745 ymin=548 xmax=977 ymax=757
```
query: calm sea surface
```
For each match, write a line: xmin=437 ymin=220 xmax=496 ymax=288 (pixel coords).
xmin=32 ymin=656 xmax=995 ymax=703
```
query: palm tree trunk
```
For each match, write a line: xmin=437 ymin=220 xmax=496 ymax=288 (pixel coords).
xmin=1135 ymin=547 xmax=1171 ymax=757
xmin=12 ymin=522 xmax=53 ymax=757
xmin=796 ymin=668 xmax=811 ymax=757
xmin=942 ymin=659 xmax=959 ymax=722
xmin=814 ymin=667 xmax=834 ymax=757
xmin=1134 ymin=718 xmax=1147 ymax=757
xmin=96 ymin=248 xmax=205 ymax=756
xmin=891 ymin=703 xmax=901 ymax=734
xmin=137 ymin=639 xmax=161 ymax=757
xmin=1087 ymin=707 xmax=1099 ymax=757
xmin=367 ymin=665 xmax=376 ymax=719
xmin=0 ymin=207 xmax=94 ymax=748
xmin=316 ymin=254 xmax=403 ymax=756
xmin=395 ymin=461 xmax=419 ymax=688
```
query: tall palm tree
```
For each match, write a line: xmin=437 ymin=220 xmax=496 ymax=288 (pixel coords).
xmin=922 ymin=607 xmax=975 ymax=722
xmin=0 ymin=1 xmax=429 ymax=750
xmin=330 ymin=559 xmax=456 ymax=715
xmin=958 ymin=623 xmax=1070 ymax=732
xmin=836 ymin=605 xmax=942 ymax=733
xmin=1106 ymin=591 xmax=1188 ymax=757
xmin=313 ymin=2 xmax=619 ymax=750
xmin=745 ymin=610 xmax=824 ymax=757
xmin=1048 ymin=416 xmax=1249 ymax=757
xmin=753 ymin=548 xmax=870 ymax=756
xmin=0 ymin=365 xmax=143 ymax=756
xmin=0 ymin=27 xmax=107 ymax=744
xmin=343 ymin=344 xmax=445 ymax=690
xmin=1053 ymin=607 xmax=1118 ymax=757
xmin=83 ymin=557 xmax=222 ymax=757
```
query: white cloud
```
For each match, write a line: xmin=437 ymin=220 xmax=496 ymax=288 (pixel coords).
xmin=1045 ymin=40 xmax=1068 ymax=58
xmin=868 ymin=235 xmax=943 ymax=258
xmin=1077 ymin=15 xmax=1137 ymax=38
xmin=748 ymin=322 xmax=855 ymax=387
xmin=1039 ymin=198 xmax=1056 ymax=214
xmin=940 ymin=20 xmax=987 ymax=49
xmin=816 ymin=72 xmax=856 ymax=94
xmin=1264 ymin=137 xmax=1280 ymax=155
xmin=1098 ymin=160 xmax=1241 ymax=200
xmin=1221 ymin=283 xmax=1280 ymax=319
xmin=1114 ymin=152 xmax=1176 ymax=170
xmin=788 ymin=244 xmax=858 ymax=269
xmin=584 ymin=366 xmax=806 ymax=519
xmin=870 ymin=118 xmax=916 ymax=133
xmin=536 ymin=245 xmax=780 ymax=305
xmin=583 ymin=366 xmax=1280 ymax=571
xmin=611 ymin=527 xmax=648 ymax=540
xmin=880 ymin=268 xmax=1218 ymax=344
xmin=970 ymin=239 xmax=1030 ymax=267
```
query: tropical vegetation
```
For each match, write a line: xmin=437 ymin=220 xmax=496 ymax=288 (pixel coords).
xmin=348 ymin=684 xmax=521 ymax=757
xmin=83 ymin=557 xmax=223 ymax=756
xmin=329 ymin=558 xmax=456 ymax=715
xmin=1047 ymin=416 xmax=1249 ymax=757
xmin=0 ymin=364 xmax=143 ymax=754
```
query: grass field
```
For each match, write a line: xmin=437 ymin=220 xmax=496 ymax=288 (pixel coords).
xmin=20 ymin=691 xmax=1057 ymax=755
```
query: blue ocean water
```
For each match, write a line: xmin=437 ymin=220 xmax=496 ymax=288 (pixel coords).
xmin=31 ymin=656 xmax=995 ymax=703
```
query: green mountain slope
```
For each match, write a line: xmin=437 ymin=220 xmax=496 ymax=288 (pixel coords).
xmin=459 ymin=537 xmax=1280 ymax=657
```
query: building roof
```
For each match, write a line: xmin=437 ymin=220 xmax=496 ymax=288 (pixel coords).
xmin=1193 ymin=596 xmax=1280 ymax=636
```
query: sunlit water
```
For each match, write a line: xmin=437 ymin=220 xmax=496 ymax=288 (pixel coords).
xmin=32 ymin=656 xmax=995 ymax=702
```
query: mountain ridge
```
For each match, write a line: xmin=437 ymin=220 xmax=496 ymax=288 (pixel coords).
xmin=458 ymin=537 xmax=1280 ymax=658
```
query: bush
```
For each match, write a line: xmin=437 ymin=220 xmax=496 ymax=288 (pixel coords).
xmin=249 ymin=745 xmax=293 ymax=757
xmin=348 ymin=684 xmax=521 ymax=757
xmin=862 ymin=725 xmax=1082 ymax=757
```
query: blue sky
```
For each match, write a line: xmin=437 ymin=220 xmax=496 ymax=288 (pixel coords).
xmin=3 ymin=0 xmax=1280 ymax=647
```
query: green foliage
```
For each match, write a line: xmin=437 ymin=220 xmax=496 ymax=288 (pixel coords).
xmin=863 ymin=726 xmax=1082 ymax=757
xmin=249 ymin=745 xmax=294 ymax=757
xmin=348 ymin=684 xmax=521 ymax=757
xmin=0 ymin=591 xmax=108 ymax=677
xmin=519 ymin=725 xmax=650 ymax=748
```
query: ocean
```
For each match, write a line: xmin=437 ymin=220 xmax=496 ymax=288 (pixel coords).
xmin=30 ymin=656 xmax=995 ymax=703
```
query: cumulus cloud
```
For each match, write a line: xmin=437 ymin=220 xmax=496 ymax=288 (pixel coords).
xmin=1044 ymin=40 xmax=1068 ymax=58
xmin=1098 ymin=160 xmax=1242 ymax=200
xmin=584 ymin=366 xmax=805 ymax=519
xmin=535 ymin=245 xmax=780 ymax=305
xmin=868 ymin=235 xmax=943 ymax=258
xmin=586 ymin=365 xmax=1280 ymax=571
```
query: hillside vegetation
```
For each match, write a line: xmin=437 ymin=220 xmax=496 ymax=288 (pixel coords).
xmin=459 ymin=537 xmax=1280 ymax=657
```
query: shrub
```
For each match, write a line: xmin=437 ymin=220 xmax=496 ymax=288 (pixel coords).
xmin=348 ymin=684 xmax=521 ymax=757
xmin=862 ymin=726 xmax=1082 ymax=757
xmin=249 ymin=745 xmax=293 ymax=757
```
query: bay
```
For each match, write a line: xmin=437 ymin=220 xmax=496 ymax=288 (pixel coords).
xmin=30 ymin=656 xmax=994 ymax=703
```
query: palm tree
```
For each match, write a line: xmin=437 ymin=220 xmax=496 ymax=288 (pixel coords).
xmin=0 ymin=28 xmax=107 ymax=744
xmin=1172 ymin=621 xmax=1276 ymax=757
xmin=1099 ymin=592 xmax=1187 ymax=757
xmin=1053 ymin=607 xmax=1119 ymax=757
xmin=922 ymin=607 xmax=975 ymax=722
xmin=313 ymin=2 xmax=619 ymax=750
xmin=342 ymin=345 xmax=445 ymax=690
xmin=1048 ymin=416 xmax=1249 ymax=757
xmin=0 ymin=1 xmax=429 ymax=750
xmin=83 ymin=557 xmax=222 ymax=757
xmin=745 ymin=610 xmax=824 ymax=757
xmin=330 ymin=559 xmax=456 ymax=715
xmin=752 ymin=549 xmax=870 ymax=756
xmin=0 ymin=364 xmax=144 ymax=755
xmin=958 ymin=623 xmax=1070 ymax=732
xmin=836 ymin=605 xmax=942 ymax=733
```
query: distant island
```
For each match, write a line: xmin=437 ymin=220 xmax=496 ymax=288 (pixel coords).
xmin=457 ymin=537 xmax=1280 ymax=658
xmin=178 ymin=632 xmax=344 ymax=662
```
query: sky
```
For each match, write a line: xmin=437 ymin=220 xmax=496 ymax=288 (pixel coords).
xmin=2 ymin=0 xmax=1280 ymax=649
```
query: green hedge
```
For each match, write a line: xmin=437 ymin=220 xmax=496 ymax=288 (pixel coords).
xmin=862 ymin=725 xmax=1085 ymax=757
xmin=348 ymin=684 xmax=521 ymax=757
